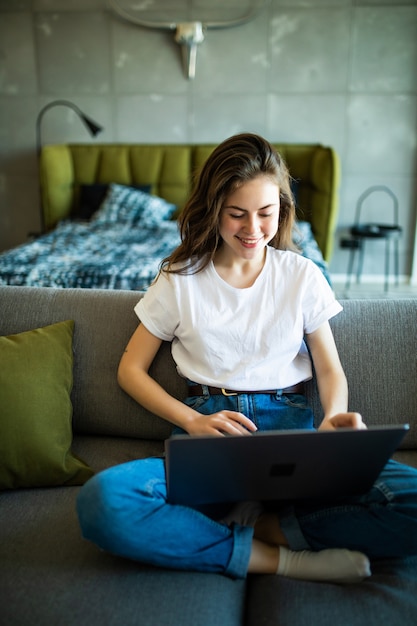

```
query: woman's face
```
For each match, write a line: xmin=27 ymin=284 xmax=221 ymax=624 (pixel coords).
xmin=218 ymin=176 xmax=280 ymax=263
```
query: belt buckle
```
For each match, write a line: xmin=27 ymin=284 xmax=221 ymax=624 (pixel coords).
xmin=221 ymin=388 xmax=238 ymax=396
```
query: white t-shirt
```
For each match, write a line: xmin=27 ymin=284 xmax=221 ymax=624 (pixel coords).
xmin=135 ymin=247 xmax=342 ymax=390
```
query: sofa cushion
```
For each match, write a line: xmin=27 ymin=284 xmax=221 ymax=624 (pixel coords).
xmin=0 ymin=486 xmax=246 ymax=626
xmin=72 ymin=435 xmax=165 ymax=474
xmin=246 ymin=558 xmax=417 ymax=626
xmin=0 ymin=320 xmax=93 ymax=490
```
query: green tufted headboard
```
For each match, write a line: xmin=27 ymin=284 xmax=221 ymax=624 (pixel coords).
xmin=40 ymin=143 xmax=340 ymax=262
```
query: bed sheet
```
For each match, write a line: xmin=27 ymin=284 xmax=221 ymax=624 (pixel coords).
xmin=0 ymin=219 xmax=330 ymax=290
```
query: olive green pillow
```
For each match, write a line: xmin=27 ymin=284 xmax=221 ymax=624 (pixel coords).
xmin=0 ymin=320 xmax=94 ymax=490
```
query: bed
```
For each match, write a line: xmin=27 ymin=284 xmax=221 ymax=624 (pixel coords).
xmin=0 ymin=142 xmax=340 ymax=290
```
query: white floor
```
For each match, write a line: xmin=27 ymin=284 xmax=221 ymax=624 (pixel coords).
xmin=331 ymin=277 xmax=417 ymax=300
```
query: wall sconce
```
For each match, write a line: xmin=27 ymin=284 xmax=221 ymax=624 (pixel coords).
xmin=108 ymin=0 xmax=268 ymax=80
xmin=36 ymin=99 xmax=104 ymax=233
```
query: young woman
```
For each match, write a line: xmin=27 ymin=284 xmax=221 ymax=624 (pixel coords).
xmin=77 ymin=133 xmax=417 ymax=582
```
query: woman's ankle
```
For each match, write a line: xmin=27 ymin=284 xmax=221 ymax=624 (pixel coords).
xmin=248 ymin=538 xmax=280 ymax=574
xmin=253 ymin=512 xmax=288 ymax=547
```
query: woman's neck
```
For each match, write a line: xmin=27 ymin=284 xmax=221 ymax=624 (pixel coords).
xmin=213 ymin=247 xmax=267 ymax=289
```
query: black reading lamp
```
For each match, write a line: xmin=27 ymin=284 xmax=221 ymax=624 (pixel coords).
xmin=35 ymin=99 xmax=104 ymax=233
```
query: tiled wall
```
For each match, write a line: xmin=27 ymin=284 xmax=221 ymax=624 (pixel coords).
xmin=0 ymin=0 xmax=416 ymax=279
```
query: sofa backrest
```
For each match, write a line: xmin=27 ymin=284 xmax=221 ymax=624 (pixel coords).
xmin=0 ymin=286 xmax=176 ymax=441
xmin=0 ymin=287 xmax=415 ymax=449
xmin=306 ymin=299 xmax=417 ymax=452
xmin=40 ymin=142 xmax=340 ymax=261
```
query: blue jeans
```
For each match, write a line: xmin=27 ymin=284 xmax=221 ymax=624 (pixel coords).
xmin=77 ymin=391 xmax=417 ymax=579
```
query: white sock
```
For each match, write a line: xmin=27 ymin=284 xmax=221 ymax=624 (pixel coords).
xmin=277 ymin=546 xmax=371 ymax=584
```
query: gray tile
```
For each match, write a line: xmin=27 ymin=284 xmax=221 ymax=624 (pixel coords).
xmin=190 ymin=2 xmax=264 ymax=22
xmin=35 ymin=12 xmax=111 ymax=95
xmin=0 ymin=13 xmax=37 ymax=95
xmin=191 ymin=94 xmax=267 ymax=143
xmin=115 ymin=95 xmax=189 ymax=142
xmin=0 ymin=174 xmax=40 ymax=251
xmin=354 ymin=0 xmax=417 ymax=6
xmin=269 ymin=8 xmax=351 ymax=93
xmin=0 ymin=97 xmax=38 ymax=173
xmin=194 ymin=0 xmax=253 ymax=8
xmin=108 ymin=1 xmax=259 ymax=24
xmin=112 ymin=20 xmax=188 ymax=92
xmin=272 ymin=0 xmax=351 ymax=6
xmin=34 ymin=0 xmax=104 ymax=9
xmin=0 ymin=0 xmax=32 ymax=10
xmin=36 ymin=96 xmax=113 ymax=144
xmin=191 ymin=12 xmax=269 ymax=92
xmin=345 ymin=94 xmax=417 ymax=176
xmin=108 ymin=1 xmax=189 ymax=25
xmin=350 ymin=7 xmax=417 ymax=93
xmin=267 ymin=94 xmax=346 ymax=154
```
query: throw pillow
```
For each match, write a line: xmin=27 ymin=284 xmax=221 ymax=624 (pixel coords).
xmin=93 ymin=183 xmax=176 ymax=228
xmin=0 ymin=320 xmax=94 ymax=490
xmin=76 ymin=183 xmax=110 ymax=220
xmin=75 ymin=183 xmax=152 ymax=221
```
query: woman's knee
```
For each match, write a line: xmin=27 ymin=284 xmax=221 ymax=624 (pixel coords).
xmin=378 ymin=460 xmax=417 ymax=506
xmin=76 ymin=469 xmax=120 ymax=547
xmin=76 ymin=458 xmax=167 ymax=550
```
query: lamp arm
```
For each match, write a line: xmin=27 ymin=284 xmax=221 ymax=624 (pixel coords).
xmin=36 ymin=99 xmax=103 ymax=154
xmin=35 ymin=100 xmax=103 ymax=234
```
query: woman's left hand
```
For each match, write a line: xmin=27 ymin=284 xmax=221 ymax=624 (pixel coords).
xmin=319 ymin=412 xmax=367 ymax=431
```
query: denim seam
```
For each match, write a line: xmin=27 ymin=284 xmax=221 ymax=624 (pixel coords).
xmin=297 ymin=504 xmax=369 ymax=525
xmin=374 ymin=480 xmax=395 ymax=502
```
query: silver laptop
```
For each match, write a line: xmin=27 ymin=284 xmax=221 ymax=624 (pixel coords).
xmin=165 ymin=425 xmax=409 ymax=506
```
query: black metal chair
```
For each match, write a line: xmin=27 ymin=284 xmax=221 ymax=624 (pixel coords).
xmin=341 ymin=185 xmax=402 ymax=292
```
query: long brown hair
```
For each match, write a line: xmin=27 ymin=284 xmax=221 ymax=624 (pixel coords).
xmin=162 ymin=133 xmax=297 ymax=274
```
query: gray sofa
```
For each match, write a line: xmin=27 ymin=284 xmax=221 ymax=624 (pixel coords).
xmin=0 ymin=285 xmax=416 ymax=626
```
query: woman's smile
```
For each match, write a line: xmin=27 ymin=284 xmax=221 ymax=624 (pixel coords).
xmin=236 ymin=235 xmax=264 ymax=248
xmin=217 ymin=176 xmax=280 ymax=264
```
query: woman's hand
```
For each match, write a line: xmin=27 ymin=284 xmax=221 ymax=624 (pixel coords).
xmin=187 ymin=410 xmax=257 ymax=437
xmin=319 ymin=412 xmax=367 ymax=431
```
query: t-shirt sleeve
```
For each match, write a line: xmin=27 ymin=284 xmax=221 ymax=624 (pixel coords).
xmin=302 ymin=261 xmax=343 ymax=334
xmin=134 ymin=272 xmax=179 ymax=341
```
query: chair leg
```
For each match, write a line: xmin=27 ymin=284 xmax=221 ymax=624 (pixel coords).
xmin=384 ymin=238 xmax=390 ymax=292
xmin=357 ymin=241 xmax=365 ymax=284
xmin=345 ymin=248 xmax=356 ymax=290
xmin=394 ymin=238 xmax=400 ymax=286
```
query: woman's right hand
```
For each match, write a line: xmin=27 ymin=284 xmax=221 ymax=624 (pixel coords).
xmin=186 ymin=410 xmax=257 ymax=437
xmin=118 ymin=325 xmax=257 ymax=438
